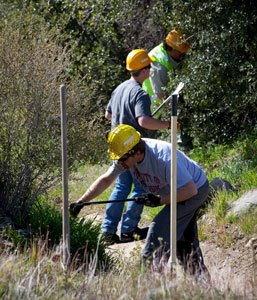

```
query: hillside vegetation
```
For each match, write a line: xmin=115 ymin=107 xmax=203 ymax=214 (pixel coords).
xmin=0 ymin=1 xmax=256 ymax=298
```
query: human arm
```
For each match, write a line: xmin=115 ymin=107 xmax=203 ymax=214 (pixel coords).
xmin=156 ymin=92 xmax=164 ymax=101
xmin=160 ymin=180 xmax=198 ymax=205
xmin=69 ymin=167 xmax=118 ymax=217
xmin=105 ymin=96 xmax=113 ymax=121
xmin=137 ymin=115 xmax=170 ymax=130
xmin=105 ymin=110 xmax=112 ymax=121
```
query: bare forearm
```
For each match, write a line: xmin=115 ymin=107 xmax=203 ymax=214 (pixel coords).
xmin=138 ymin=116 xmax=169 ymax=130
xmin=160 ymin=180 xmax=198 ymax=204
xmin=156 ymin=92 xmax=164 ymax=100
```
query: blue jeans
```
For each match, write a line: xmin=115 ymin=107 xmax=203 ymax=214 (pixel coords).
xmin=142 ymin=181 xmax=209 ymax=261
xmin=101 ymin=170 xmax=146 ymax=234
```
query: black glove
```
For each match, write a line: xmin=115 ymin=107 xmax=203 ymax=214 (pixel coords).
xmin=69 ymin=201 xmax=84 ymax=218
xmin=135 ymin=194 xmax=162 ymax=207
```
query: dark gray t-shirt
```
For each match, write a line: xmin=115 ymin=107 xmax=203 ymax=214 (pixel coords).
xmin=106 ymin=78 xmax=152 ymax=137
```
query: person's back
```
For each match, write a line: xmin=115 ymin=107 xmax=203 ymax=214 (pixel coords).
xmin=106 ymin=79 xmax=151 ymax=137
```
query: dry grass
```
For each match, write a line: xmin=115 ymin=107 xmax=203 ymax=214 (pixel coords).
xmin=0 ymin=240 xmax=256 ymax=300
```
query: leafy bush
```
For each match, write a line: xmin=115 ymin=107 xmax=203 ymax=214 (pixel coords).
xmin=0 ymin=11 xmax=70 ymax=225
xmin=29 ymin=198 xmax=112 ymax=268
xmin=156 ymin=0 xmax=257 ymax=144
xmin=0 ymin=7 xmax=112 ymax=225
xmin=4 ymin=0 xmax=257 ymax=148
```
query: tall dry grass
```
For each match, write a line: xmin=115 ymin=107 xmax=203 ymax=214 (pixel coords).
xmin=0 ymin=241 xmax=256 ymax=300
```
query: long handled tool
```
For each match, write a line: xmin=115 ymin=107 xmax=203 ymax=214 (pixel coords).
xmin=169 ymin=82 xmax=184 ymax=267
xmin=70 ymin=194 xmax=162 ymax=217
xmin=151 ymin=82 xmax=185 ymax=117
xmin=70 ymin=198 xmax=137 ymax=218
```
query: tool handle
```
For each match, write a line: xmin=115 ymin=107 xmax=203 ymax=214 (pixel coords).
xmin=151 ymin=95 xmax=172 ymax=117
xmin=151 ymin=82 xmax=184 ymax=117
xmin=79 ymin=198 xmax=135 ymax=207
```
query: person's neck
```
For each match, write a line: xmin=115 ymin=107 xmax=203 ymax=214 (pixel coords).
xmin=131 ymin=75 xmax=144 ymax=85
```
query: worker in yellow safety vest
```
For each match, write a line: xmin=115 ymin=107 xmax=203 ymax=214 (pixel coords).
xmin=143 ymin=29 xmax=192 ymax=118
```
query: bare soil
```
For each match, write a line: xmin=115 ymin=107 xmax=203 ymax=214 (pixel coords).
xmin=84 ymin=210 xmax=257 ymax=297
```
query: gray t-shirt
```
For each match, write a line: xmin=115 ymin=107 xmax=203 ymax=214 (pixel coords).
xmin=109 ymin=138 xmax=207 ymax=197
xmin=106 ymin=78 xmax=152 ymax=137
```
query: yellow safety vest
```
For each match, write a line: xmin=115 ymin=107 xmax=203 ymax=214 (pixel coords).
xmin=142 ymin=43 xmax=173 ymax=117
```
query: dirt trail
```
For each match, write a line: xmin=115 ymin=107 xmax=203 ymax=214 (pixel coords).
xmin=84 ymin=212 xmax=257 ymax=296
xmin=108 ymin=237 xmax=256 ymax=296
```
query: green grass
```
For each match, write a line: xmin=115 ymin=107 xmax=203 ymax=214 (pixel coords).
xmin=227 ymin=207 xmax=257 ymax=236
xmin=68 ymin=163 xmax=114 ymax=202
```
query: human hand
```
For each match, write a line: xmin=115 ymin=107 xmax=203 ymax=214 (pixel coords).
xmin=69 ymin=201 xmax=84 ymax=217
xmin=135 ymin=194 xmax=162 ymax=207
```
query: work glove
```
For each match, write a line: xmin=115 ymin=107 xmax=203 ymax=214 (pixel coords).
xmin=135 ymin=194 xmax=162 ymax=207
xmin=69 ymin=201 xmax=84 ymax=218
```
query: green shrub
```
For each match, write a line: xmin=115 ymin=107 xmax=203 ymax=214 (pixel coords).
xmin=0 ymin=11 xmax=69 ymax=225
xmin=154 ymin=0 xmax=257 ymax=145
xmin=4 ymin=0 xmax=257 ymax=150
xmin=0 ymin=8 xmax=109 ymax=226
xmin=29 ymin=197 xmax=112 ymax=268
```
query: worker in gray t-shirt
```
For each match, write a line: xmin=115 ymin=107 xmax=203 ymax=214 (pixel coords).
xmin=106 ymin=79 xmax=151 ymax=138
xmin=70 ymin=124 xmax=210 ymax=278
xmin=102 ymin=49 xmax=171 ymax=244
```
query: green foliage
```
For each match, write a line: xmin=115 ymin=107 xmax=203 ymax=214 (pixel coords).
xmin=29 ymin=197 xmax=112 ymax=267
xmin=191 ymin=132 xmax=257 ymax=191
xmin=26 ymin=0 xmax=132 ymax=93
xmin=29 ymin=200 xmax=62 ymax=246
xmin=154 ymin=0 xmax=257 ymax=144
xmin=189 ymin=133 xmax=257 ymax=230
xmin=0 ymin=10 xmax=68 ymax=225
xmin=234 ymin=207 xmax=257 ymax=235
xmin=0 ymin=7 xmax=109 ymax=226
xmin=1 ymin=227 xmax=28 ymax=250
xmin=2 ymin=0 xmax=257 ymax=159
xmin=3 ymin=0 xmax=167 ymax=123
xmin=1 ymin=0 xmax=256 ymax=254
xmin=212 ymin=192 xmax=229 ymax=220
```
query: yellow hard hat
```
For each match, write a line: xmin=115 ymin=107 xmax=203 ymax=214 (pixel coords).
xmin=107 ymin=124 xmax=141 ymax=160
xmin=126 ymin=49 xmax=153 ymax=71
xmin=165 ymin=30 xmax=191 ymax=53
